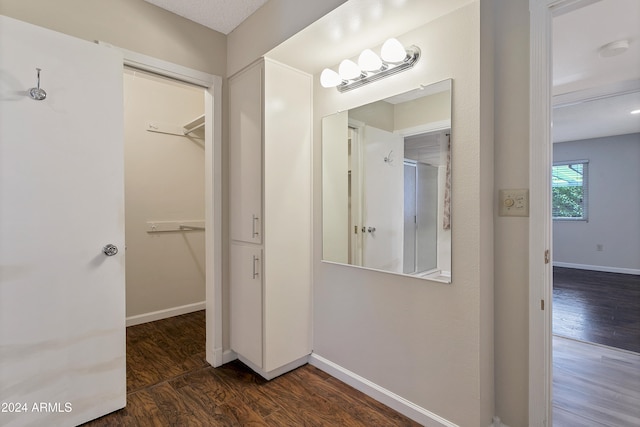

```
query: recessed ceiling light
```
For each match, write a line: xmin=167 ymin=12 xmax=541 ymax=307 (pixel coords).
xmin=599 ymin=40 xmax=630 ymax=58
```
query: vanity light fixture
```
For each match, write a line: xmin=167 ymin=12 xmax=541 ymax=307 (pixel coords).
xmin=320 ymin=38 xmax=421 ymax=93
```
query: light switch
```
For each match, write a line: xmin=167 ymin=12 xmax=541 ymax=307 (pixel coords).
xmin=499 ymin=189 xmax=529 ymax=217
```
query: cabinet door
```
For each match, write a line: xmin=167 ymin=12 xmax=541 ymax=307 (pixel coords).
xmin=230 ymin=243 xmax=263 ymax=368
xmin=229 ymin=63 xmax=263 ymax=244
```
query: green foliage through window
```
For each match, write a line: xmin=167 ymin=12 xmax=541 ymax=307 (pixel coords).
xmin=552 ymin=162 xmax=588 ymax=220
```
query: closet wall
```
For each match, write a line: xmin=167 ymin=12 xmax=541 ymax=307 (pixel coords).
xmin=123 ymin=69 xmax=205 ymax=319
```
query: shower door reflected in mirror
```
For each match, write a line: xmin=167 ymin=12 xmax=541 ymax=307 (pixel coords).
xmin=322 ymin=79 xmax=452 ymax=282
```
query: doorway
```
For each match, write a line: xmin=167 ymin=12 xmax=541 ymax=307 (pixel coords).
xmin=123 ymin=68 xmax=206 ymax=325
xmin=529 ymin=0 xmax=640 ymax=425
xmin=551 ymin=2 xmax=640 ymax=425
xmin=112 ymin=46 xmax=224 ymax=368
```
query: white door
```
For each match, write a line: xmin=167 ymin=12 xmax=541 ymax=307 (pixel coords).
xmin=403 ymin=162 xmax=417 ymax=273
xmin=362 ymin=125 xmax=404 ymax=272
xmin=415 ymin=162 xmax=438 ymax=273
xmin=0 ymin=16 xmax=126 ymax=427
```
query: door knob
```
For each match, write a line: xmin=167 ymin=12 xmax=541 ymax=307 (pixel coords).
xmin=103 ymin=244 xmax=118 ymax=256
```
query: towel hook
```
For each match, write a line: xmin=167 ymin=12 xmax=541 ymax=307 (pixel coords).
xmin=384 ymin=150 xmax=394 ymax=164
xmin=29 ymin=68 xmax=47 ymax=101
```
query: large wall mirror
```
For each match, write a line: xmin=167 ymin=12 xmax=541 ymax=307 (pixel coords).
xmin=322 ymin=79 xmax=452 ymax=282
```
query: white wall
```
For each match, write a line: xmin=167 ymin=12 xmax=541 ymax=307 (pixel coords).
xmin=322 ymin=111 xmax=349 ymax=264
xmin=553 ymin=133 xmax=640 ymax=273
xmin=492 ymin=0 xmax=530 ymax=425
xmin=123 ymin=69 xmax=206 ymax=318
xmin=312 ymin=3 xmax=494 ymax=426
xmin=226 ymin=0 xmax=347 ymax=75
xmin=0 ymin=0 xmax=226 ymax=77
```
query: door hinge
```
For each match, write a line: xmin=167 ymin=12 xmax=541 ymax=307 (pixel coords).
xmin=544 ymin=249 xmax=550 ymax=264
xmin=354 ymin=225 xmax=358 ymax=234
xmin=541 ymin=299 xmax=545 ymax=310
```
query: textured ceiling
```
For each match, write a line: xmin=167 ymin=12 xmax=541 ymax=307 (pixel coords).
xmin=145 ymin=0 xmax=638 ymax=142
xmin=144 ymin=0 xmax=268 ymax=35
xmin=552 ymin=0 xmax=640 ymax=142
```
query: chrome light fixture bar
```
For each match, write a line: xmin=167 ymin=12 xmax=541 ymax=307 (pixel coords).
xmin=321 ymin=38 xmax=421 ymax=93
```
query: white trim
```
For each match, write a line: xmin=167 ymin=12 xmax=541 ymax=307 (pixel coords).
xmin=237 ymin=355 xmax=310 ymax=381
xmin=99 ymin=43 xmax=224 ymax=368
xmin=205 ymin=76 xmax=225 ymax=368
xmin=490 ymin=416 xmax=511 ymax=427
xmin=222 ymin=350 xmax=238 ymax=364
xmin=97 ymin=41 xmax=214 ymax=88
xmin=530 ymin=1 xmax=592 ymax=426
xmin=309 ymin=354 xmax=459 ymax=427
xmin=395 ymin=119 xmax=451 ymax=137
xmin=126 ymin=302 xmax=205 ymax=327
xmin=553 ymin=262 xmax=640 ymax=276
xmin=529 ymin=1 xmax=556 ymax=426
xmin=553 ymin=79 xmax=640 ymax=108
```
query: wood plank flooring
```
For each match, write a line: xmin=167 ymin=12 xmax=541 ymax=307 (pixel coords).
xmin=553 ymin=267 xmax=640 ymax=426
xmin=553 ymin=267 xmax=640 ymax=353
xmin=81 ymin=311 xmax=420 ymax=426
xmin=553 ymin=336 xmax=640 ymax=427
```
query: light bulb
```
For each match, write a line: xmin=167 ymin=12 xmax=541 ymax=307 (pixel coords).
xmin=338 ymin=59 xmax=361 ymax=80
xmin=358 ymin=49 xmax=382 ymax=72
xmin=381 ymin=38 xmax=407 ymax=63
xmin=320 ymin=68 xmax=342 ymax=88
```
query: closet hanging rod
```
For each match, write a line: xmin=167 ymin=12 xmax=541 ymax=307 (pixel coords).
xmin=179 ymin=225 xmax=205 ymax=231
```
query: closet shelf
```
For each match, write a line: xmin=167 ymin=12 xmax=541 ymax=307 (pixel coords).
xmin=183 ymin=114 xmax=205 ymax=135
xmin=146 ymin=220 xmax=205 ymax=233
xmin=146 ymin=114 xmax=205 ymax=137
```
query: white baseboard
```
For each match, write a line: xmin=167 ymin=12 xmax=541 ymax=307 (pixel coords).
xmin=238 ymin=354 xmax=309 ymax=380
xmin=490 ymin=416 xmax=511 ymax=427
xmin=126 ymin=301 xmax=206 ymax=327
xmin=309 ymin=354 xmax=459 ymax=427
xmin=207 ymin=348 xmax=238 ymax=368
xmin=222 ymin=350 xmax=237 ymax=364
xmin=553 ymin=262 xmax=640 ymax=275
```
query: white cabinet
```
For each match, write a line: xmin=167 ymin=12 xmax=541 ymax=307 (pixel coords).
xmin=229 ymin=244 xmax=262 ymax=367
xmin=229 ymin=58 xmax=312 ymax=380
xmin=229 ymin=62 xmax=262 ymax=244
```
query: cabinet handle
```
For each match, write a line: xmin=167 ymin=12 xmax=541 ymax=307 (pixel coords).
xmin=252 ymin=215 xmax=260 ymax=238
xmin=252 ymin=255 xmax=260 ymax=279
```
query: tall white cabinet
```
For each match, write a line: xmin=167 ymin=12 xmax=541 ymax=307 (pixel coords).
xmin=229 ymin=58 xmax=312 ymax=379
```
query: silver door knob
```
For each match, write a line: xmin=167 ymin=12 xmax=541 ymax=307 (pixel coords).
xmin=103 ymin=244 xmax=118 ymax=256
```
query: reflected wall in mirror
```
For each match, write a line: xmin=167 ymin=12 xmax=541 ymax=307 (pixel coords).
xmin=322 ymin=79 xmax=452 ymax=282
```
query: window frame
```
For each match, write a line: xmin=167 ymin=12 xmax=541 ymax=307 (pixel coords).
xmin=552 ymin=159 xmax=589 ymax=222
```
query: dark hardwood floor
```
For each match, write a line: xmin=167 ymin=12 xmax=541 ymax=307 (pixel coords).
xmin=82 ymin=311 xmax=420 ymax=427
xmin=553 ymin=267 xmax=640 ymax=353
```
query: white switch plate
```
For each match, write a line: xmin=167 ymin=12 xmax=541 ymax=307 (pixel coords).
xmin=499 ymin=189 xmax=529 ymax=217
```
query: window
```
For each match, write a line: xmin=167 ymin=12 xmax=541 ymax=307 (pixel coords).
xmin=552 ymin=160 xmax=588 ymax=220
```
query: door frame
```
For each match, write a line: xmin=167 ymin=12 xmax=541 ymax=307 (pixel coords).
xmin=99 ymin=42 xmax=224 ymax=368
xmin=528 ymin=0 xmax=598 ymax=424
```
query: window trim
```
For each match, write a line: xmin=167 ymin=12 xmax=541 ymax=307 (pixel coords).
xmin=552 ymin=159 xmax=589 ymax=222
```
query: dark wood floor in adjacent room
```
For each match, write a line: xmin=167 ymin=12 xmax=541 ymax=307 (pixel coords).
xmin=552 ymin=267 xmax=640 ymax=426
xmin=82 ymin=311 xmax=420 ymax=427
xmin=553 ymin=267 xmax=640 ymax=353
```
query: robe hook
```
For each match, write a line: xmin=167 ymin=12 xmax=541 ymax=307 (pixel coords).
xmin=29 ymin=68 xmax=47 ymax=101
xmin=384 ymin=150 xmax=394 ymax=164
